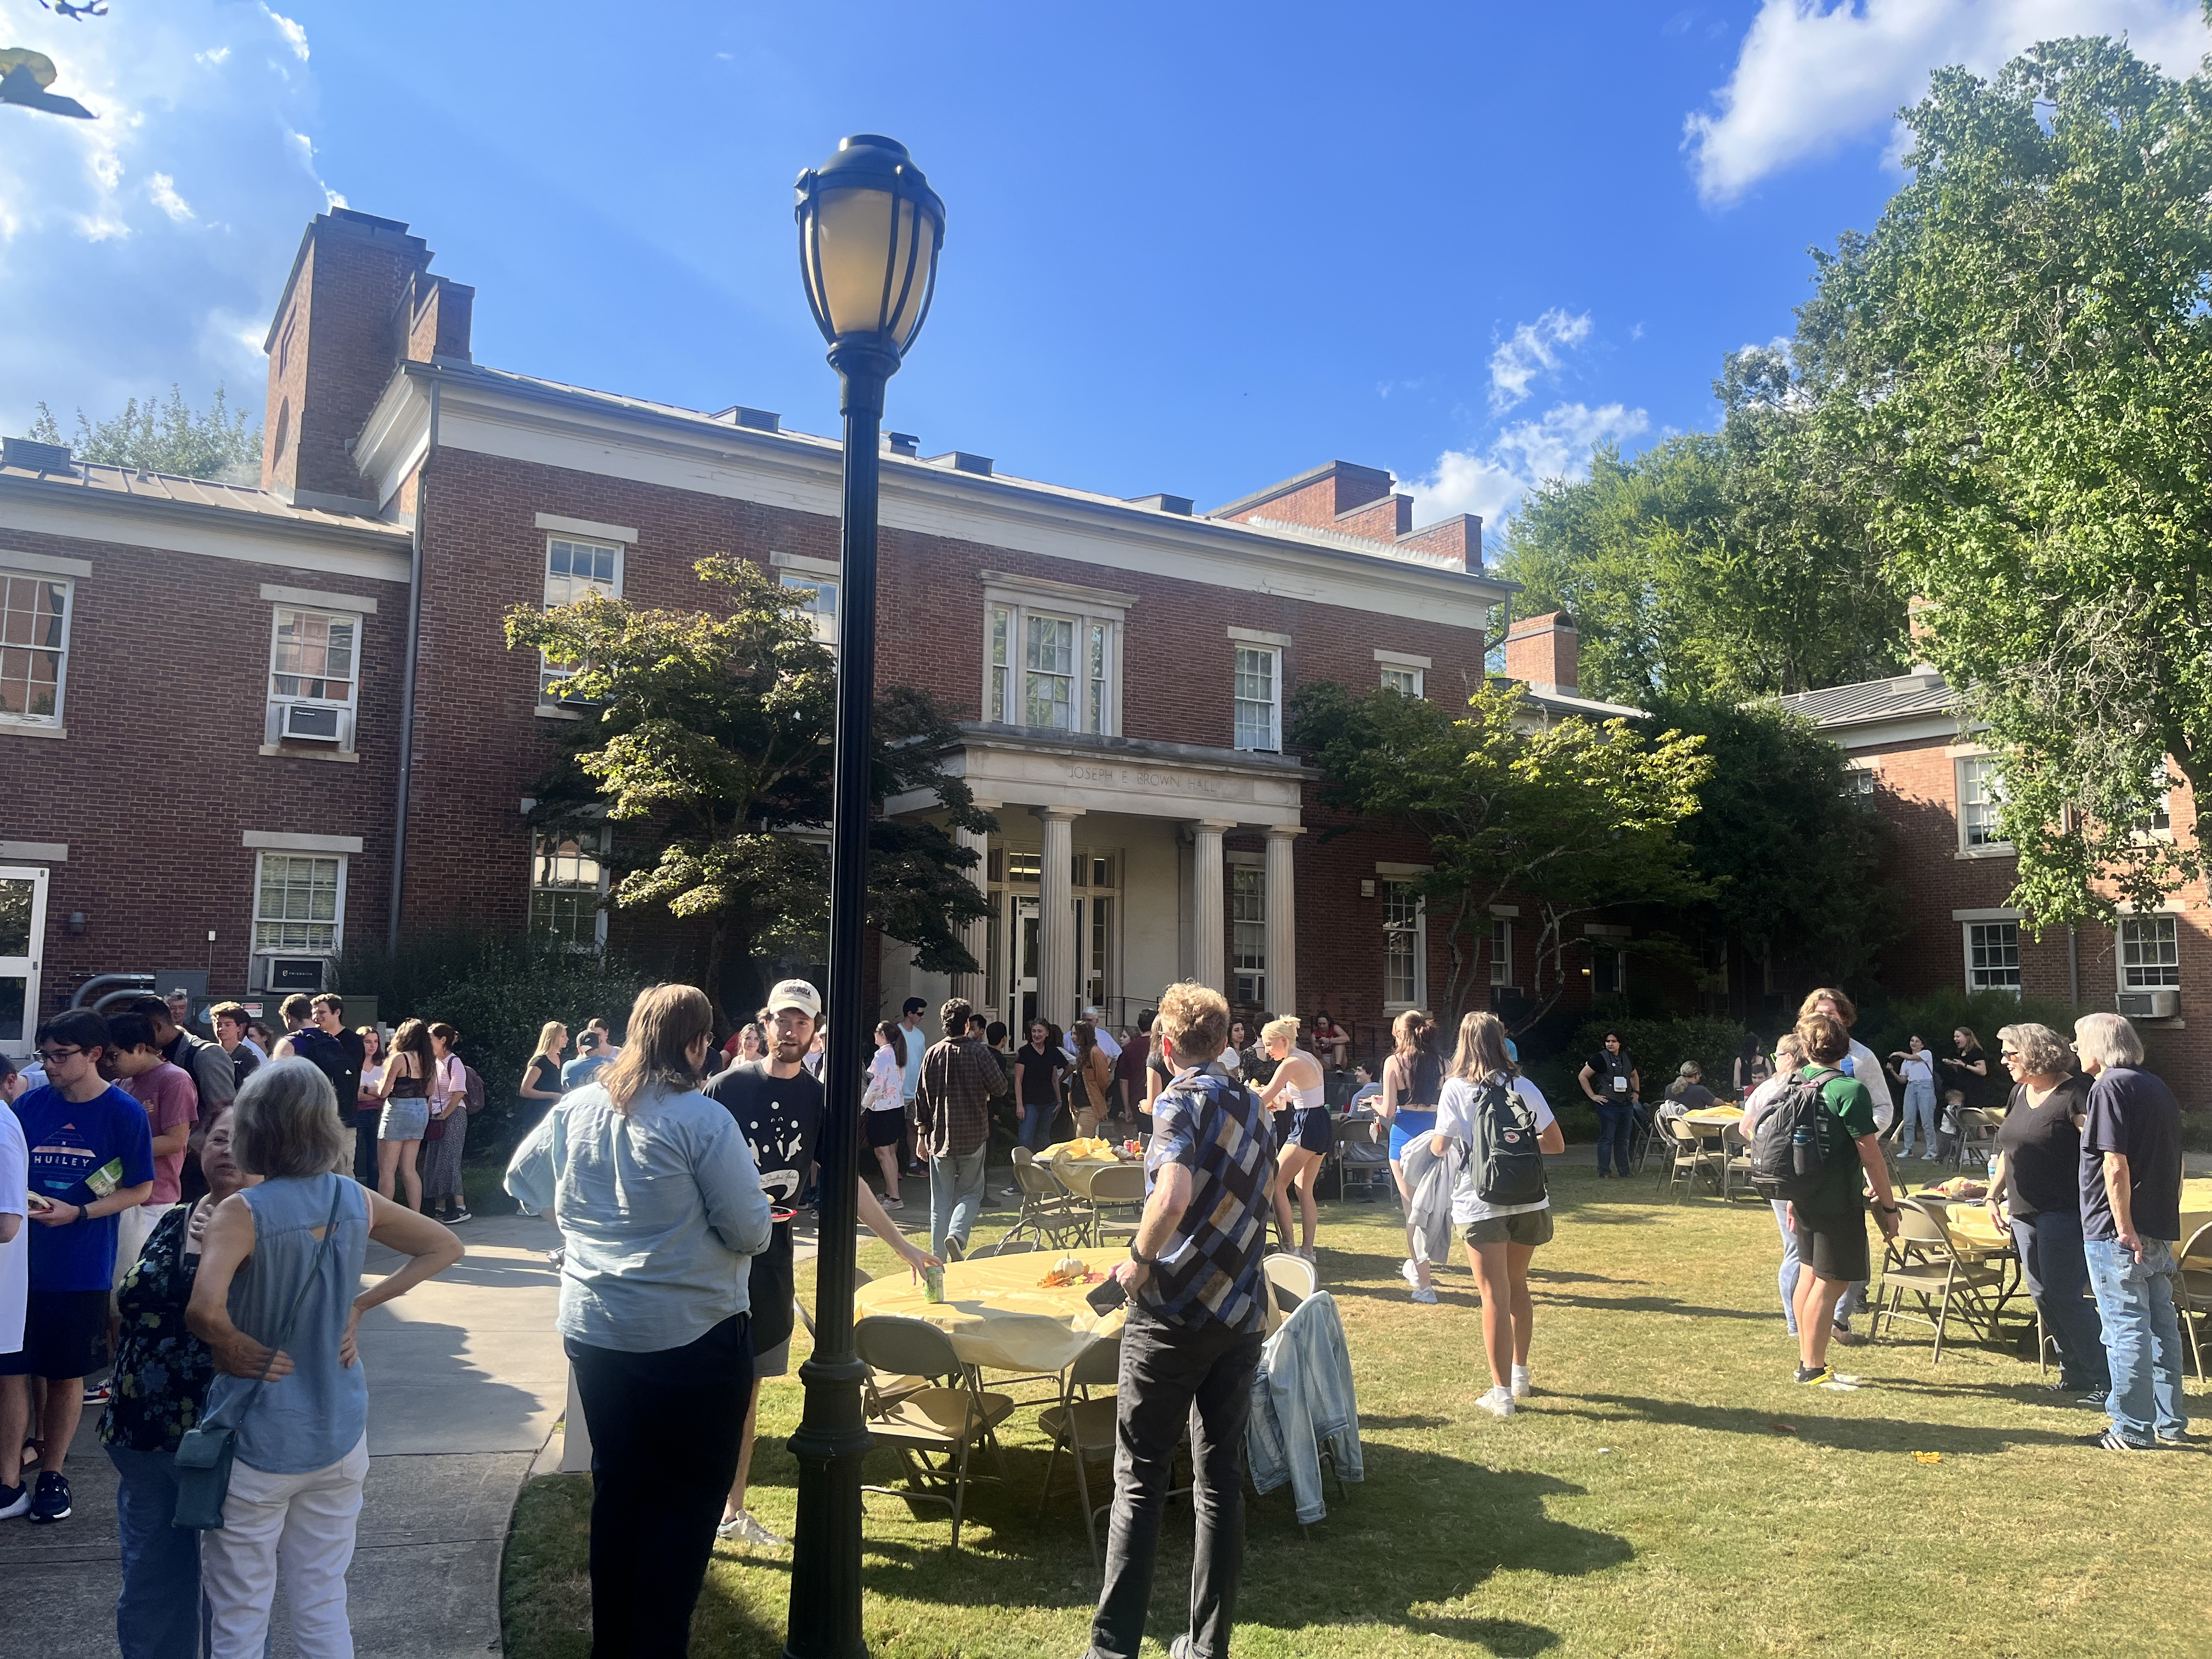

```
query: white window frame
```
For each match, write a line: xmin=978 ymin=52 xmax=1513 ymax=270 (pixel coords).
xmin=980 ymin=577 xmax=1126 ymax=737
xmin=1383 ymin=881 xmax=1427 ymax=1009
xmin=780 ymin=573 xmax=838 ymax=648
xmin=1955 ymin=753 xmax=2011 ymax=854
xmin=1963 ymin=919 xmax=2022 ymax=995
xmin=2119 ymin=913 xmax=2180 ymax=990
xmin=251 ymin=850 xmax=347 ymax=974
xmin=0 ymin=567 xmax=75 ymax=732
xmin=539 ymin=534 xmax=625 ymax=707
xmin=1379 ymin=664 xmax=1423 ymax=698
xmin=264 ymin=604 xmax=361 ymax=749
xmin=1232 ymin=864 xmax=1267 ymax=1007
xmin=529 ymin=827 xmax=611 ymax=953
xmin=1233 ymin=644 xmax=1282 ymax=752
xmin=1489 ymin=916 xmax=1513 ymax=989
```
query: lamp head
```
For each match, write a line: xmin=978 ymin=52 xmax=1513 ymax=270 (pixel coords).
xmin=795 ymin=134 xmax=945 ymax=367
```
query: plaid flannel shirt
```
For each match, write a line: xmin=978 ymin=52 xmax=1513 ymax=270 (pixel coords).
xmin=916 ymin=1035 xmax=1007 ymax=1159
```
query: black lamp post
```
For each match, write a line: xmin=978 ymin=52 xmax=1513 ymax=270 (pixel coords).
xmin=783 ymin=134 xmax=944 ymax=1659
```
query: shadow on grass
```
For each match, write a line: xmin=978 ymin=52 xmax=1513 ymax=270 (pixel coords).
xmin=1553 ymin=1391 xmax=2090 ymax=1454
xmin=1528 ymin=1290 xmax=1778 ymax=1323
xmin=1527 ymin=1267 xmax=1647 ymax=1286
xmin=842 ymin=1437 xmax=1625 ymax=1656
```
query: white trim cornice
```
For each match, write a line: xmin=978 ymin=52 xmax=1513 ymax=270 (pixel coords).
xmin=0 ymin=491 xmax=410 ymax=585
xmin=241 ymin=830 xmax=363 ymax=854
xmin=259 ymin=583 xmax=379 ymax=614
xmin=536 ymin=512 xmax=637 ymax=544
xmin=0 ymin=550 xmax=94 ymax=578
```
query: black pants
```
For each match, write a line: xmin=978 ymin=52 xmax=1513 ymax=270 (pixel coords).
xmin=1089 ymin=1304 xmax=1266 ymax=1659
xmin=565 ymin=1312 xmax=753 ymax=1659
xmin=352 ymin=1109 xmax=380 ymax=1185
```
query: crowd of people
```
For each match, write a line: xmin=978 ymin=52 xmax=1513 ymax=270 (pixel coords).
xmin=0 ymin=998 xmax=464 ymax=1659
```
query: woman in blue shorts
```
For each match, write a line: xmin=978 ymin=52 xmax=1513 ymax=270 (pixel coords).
xmin=1259 ymin=1017 xmax=1330 ymax=1261
xmin=1381 ymin=1009 xmax=1444 ymax=1301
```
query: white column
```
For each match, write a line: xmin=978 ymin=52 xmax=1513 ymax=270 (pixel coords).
xmin=1265 ymin=824 xmax=1303 ymax=1018
xmin=951 ymin=816 xmax=991 ymax=1012
xmin=1037 ymin=807 xmax=1081 ymax=1027
xmin=1192 ymin=819 xmax=1234 ymax=993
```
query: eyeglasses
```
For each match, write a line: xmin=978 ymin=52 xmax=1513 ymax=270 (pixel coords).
xmin=33 ymin=1045 xmax=82 ymax=1064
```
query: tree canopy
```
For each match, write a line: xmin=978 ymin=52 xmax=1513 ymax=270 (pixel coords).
xmin=504 ymin=555 xmax=992 ymax=1009
xmin=1799 ymin=32 xmax=2212 ymax=928
xmin=31 ymin=384 xmax=262 ymax=484
xmin=1291 ymin=679 xmax=1712 ymax=1023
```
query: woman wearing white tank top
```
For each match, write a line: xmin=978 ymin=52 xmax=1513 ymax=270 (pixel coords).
xmin=1259 ymin=1017 xmax=1329 ymax=1261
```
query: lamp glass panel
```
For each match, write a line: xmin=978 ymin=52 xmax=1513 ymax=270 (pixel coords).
xmin=813 ymin=186 xmax=899 ymax=336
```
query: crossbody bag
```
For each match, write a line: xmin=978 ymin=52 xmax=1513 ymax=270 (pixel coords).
xmin=172 ymin=1180 xmax=346 ymax=1531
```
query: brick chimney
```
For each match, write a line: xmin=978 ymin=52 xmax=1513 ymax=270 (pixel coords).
xmin=1505 ymin=611 xmax=1578 ymax=695
xmin=260 ymin=209 xmax=471 ymax=510
xmin=1209 ymin=460 xmax=1481 ymax=570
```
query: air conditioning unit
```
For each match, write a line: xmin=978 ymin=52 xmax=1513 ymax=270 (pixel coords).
xmin=280 ymin=702 xmax=343 ymax=742
xmin=2117 ymin=989 xmax=2179 ymax=1019
xmin=264 ymin=957 xmax=328 ymax=992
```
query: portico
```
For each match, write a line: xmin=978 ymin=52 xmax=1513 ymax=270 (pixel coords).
xmin=884 ymin=725 xmax=1309 ymax=1030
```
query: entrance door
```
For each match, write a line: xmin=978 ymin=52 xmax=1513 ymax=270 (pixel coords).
xmin=0 ymin=865 xmax=49 ymax=1058
xmin=1013 ymin=895 xmax=1041 ymax=1032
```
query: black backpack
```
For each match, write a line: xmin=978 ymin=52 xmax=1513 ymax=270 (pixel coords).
xmin=1472 ymin=1076 xmax=1547 ymax=1207
xmin=1750 ymin=1068 xmax=1841 ymax=1203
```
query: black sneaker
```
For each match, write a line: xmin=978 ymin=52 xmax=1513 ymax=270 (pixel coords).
xmin=2083 ymin=1429 xmax=2149 ymax=1452
xmin=27 ymin=1470 xmax=70 ymax=1523
xmin=0 ymin=1480 xmax=28 ymax=1520
xmin=1795 ymin=1363 xmax=1832 ymax=1386
xmin=448 ymin=1207 xmax=472 ymax=1224
xmin=2078 ymin=1386 xmax=2112 ymax=1409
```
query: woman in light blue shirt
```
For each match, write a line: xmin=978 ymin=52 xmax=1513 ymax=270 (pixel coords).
xmin=506 ymin=983 xmax=771 ymax=1656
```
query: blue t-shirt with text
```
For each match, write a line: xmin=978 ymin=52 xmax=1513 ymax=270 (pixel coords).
xmin=16 ymin=1084 xmax=156 ymax=1292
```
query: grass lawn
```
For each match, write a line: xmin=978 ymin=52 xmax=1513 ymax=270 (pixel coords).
xmin=502 ymin=1165 xmax=2212 ymax=1658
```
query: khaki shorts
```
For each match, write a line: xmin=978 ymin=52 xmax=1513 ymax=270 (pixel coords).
xmin=1461 ymin=1208 xmax=1555 ymax=1249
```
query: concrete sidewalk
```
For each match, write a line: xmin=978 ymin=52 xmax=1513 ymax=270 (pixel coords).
xmin=0 ymin=1210 xmax=568 ymax=1659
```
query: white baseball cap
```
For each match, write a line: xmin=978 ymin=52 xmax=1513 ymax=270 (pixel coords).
xmin=768 ymin=979 xmax=823 ymax=1020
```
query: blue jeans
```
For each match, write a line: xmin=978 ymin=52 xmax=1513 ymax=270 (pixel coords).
xmin=2084 ymin=1236 xmax=2187 ymax=1443
xmin=929 ymin=1144 xmax=990 ymax=1260
xmin=1018 ymin=1098 xmax=1059 ymax=1154
xmin=107 ymin=1443 xmax=205 ymax=1659
xmin=1899 ymin=1082 xmax=1937 ymax=1156
xmin=1593 ymin=1102 xmax=1633 ymax=1175
xmin=2011 ymin=1210 xmax=2109 ymax=1390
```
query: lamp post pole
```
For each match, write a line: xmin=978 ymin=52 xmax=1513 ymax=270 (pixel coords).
xmin=783 ymin=340 xmax=898 ymax=1659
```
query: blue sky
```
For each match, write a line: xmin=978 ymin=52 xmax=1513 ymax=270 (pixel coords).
xmin=4 ymin=0 xmax=2208 ymax=536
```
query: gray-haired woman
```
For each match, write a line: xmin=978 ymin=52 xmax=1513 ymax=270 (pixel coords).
xmin=187 ymin=1059 xmax=461 ymax=1659
xmin=1985 ymin=1022 xmax=2107 ymax=1398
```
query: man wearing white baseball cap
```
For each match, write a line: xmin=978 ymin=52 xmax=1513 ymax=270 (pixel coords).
xmin=706 ymin=978 xmax=939 ymax=1549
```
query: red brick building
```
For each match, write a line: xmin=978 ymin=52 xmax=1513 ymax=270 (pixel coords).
xmin=1779 ymin=669 xmax=2208 ymax=1097
xmin=0 ymin=207 xmax=1626 ymax=1057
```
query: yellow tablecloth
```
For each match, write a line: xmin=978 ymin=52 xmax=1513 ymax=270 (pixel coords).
xmin=2177 ymin=1208 xmax=2211 ymax=1250
xmin=1941 ymin=1206 xmax=2013 ymax=1253
xmin=853 ymin=1245 xmax=1127 ymax=1373
xmin=1041 ymin=1140 xmax=1137 ymax=1200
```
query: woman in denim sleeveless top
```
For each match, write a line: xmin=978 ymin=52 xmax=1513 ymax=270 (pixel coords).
xmin=188 ymin=1059 xmax=461 ymax=1659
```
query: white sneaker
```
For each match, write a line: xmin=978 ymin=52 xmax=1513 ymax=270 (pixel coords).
xmin=716 ymin=1510 xmax=788 ymax=1548
xmin=1477 ymin=1385 xmax=1516 ymax=1418
xmin=1400 ymin=1258 xmax=1422 ymax=1290
xmin=1510 ymin=1369 xmax=1532 ymax=1400
xmin=1409 ymin=1284 xmax=1438 ymax=1304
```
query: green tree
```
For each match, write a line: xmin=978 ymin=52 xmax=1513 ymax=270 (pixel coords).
xmin=1497 ymin=358 xmax=1905 ymax=708
xmin=504 ymin=555 xmax=993 ymax=1008
xmin=1643 ymin=695 xmax=1903 ymax=1003
xmin=32 ymin=383 xmax=262 ymax=483
xmin=1291 ymin=679 xmax=1713 ymax=1022
xmin=1801 ymin=33 xmax=2212 ymax=928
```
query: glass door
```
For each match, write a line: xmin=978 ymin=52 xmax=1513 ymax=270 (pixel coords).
xmin=1013 ymin=894 xmax=1041 ymax=1032
xmin=0 ymin=865 xmax=49 ymax=1058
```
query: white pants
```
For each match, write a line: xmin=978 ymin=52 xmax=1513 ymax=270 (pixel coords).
xmin=112 ymin=1202 xmax=161 ymax=1291
xmin=200 ymin=1433 xmax=369 ymax=1659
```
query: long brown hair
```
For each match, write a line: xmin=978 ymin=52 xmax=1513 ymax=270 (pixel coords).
xmin=389 ymin=1017 xmax=432 ymax=1077
xmin=1391 ymin=1008 xmax=1431 ymax=1064
xmin=1073 ymin=1018 xmax=1098 ymax=1064
xmin=602 ymin=984 xmax=713 ymax=1114
xmin=1447 ymin=1009 xmax=1513 ymax=1082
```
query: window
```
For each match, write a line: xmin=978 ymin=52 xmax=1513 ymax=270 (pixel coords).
xmin=529 ymin=831 xmax=607 ymax=950
xmin=781 ymin=574 xmax=837 ymax=647
xmin=0 ymin=571 xmax=71 ymax=728
xmin=988 ymin=599 xmax=1116 ymax=735
xmin=1384 ymin=881 xmax=1425 ymax=1008
xmin=1957 ymin=754 xmax=2008 ymax=850
xmin=1841 ymin=768 xmax=1876 ymax=804
xmin=1490 ymin=917 xmax=1513 ymax=988
xmin=1234 ymin=645 xmax=1280 ymax=751
xmin=1380 ymin=664 xmax=1423 ymax=698
xmin=2120 ymin=915 xmax=2180 ymax=990
xmin=1232 ymin=865 xmax=1266 ymax=1006
xmin=540 ymin=535 xmax=622 ymax=703
xmin=1590 ymin=945 xmax=1627 ymax=996
xmin=253 ymin=853 xmax=344 ymax=957
xmin=1965 ymin=921 xmax=2021 ymax=994
xmin=266 ymin=607 xmax=358 ymax=746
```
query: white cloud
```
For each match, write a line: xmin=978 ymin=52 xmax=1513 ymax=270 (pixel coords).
xmin=259 ymin=4 xmax=309 ymax=61
xmin=1488 ymin=307 xmax=1592 ymax=413
xmin=1405 ymin=402 xmax=1651 ymax=531
xmin=0 ymin=0 xmax=335 ymax=437
xmin=1687 ymin=0 xmax=2212 ymax=205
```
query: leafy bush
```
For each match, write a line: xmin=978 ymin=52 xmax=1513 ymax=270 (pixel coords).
xmin=1568 ymin=1015 xmax=1752 ymax=1104
xmin=336 ymin=930 xmax=650 ymax=1151
xmin=1854 ymin=989 xmax=2085 ymax=1088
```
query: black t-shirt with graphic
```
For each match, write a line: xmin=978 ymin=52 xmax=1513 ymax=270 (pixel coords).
xmin=705 ymin=1060 xmax=822 ymax=1355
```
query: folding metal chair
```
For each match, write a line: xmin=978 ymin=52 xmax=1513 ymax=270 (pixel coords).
xmin=1872 ymin=1198 xmax=2013 ymax=1361
xmin=1261 ymin=1250 xmax=1318 ymax=1336
xmin=1036 ymin=1334 xmax=1122 ymax=1566
xmin=1085 ymin=1163 xmax=1148 ymax=1248
xmin=855 ymin=1315 xmax=1015 ymax=1550
xmin=1005 ymin=1151 xmax=1088 ymax=1250
xmin=2180 ymin=1222 xmax=2212 ymax=1382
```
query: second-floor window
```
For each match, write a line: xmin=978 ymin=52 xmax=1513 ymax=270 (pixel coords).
xmin=1490 ymin=917 xmax=1513 ymax=988
xmin=267 ymin=607 xmax=357 ymax=745
xmin=542 ymin=536 xmax=622 ymax=703
xmin=1234 ymin=645 xmax=1280 ymax=751
xmin=0 ymin=571 xmax=71 ymax=729
xmin=1957 ymin=754 xmax=2008 ymax=850
xmin=988 ymin=601 xmax=1115 ymax=735
xmin=529 ymin=830 xmax=608 ymax=951
xmin=782 ymin=574 xmax=838 ymax=648
xmin=1380 ymin=664 xmax=1423 ymax=698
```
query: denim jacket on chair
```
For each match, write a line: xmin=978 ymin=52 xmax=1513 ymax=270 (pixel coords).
xmin=1245 ymin=1289 xmax=1363 ymax=1523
